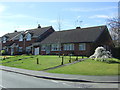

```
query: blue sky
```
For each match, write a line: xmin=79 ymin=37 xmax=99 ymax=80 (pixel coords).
xmin=0 ymin=2 xmax=118 ymax=37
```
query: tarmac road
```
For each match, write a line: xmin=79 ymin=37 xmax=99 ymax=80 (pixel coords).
xmin=0 ymin=70 xmax=119 ymax=88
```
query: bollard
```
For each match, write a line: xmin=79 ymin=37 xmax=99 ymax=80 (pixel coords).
xmin=82 ymin=55 xmax=84 ymax=59
xmin=37 ymin=58 xmax=39 ymax=64
xmin=69 ymin=55 xmax=71 ymax=63
xmin=76 ymin=56 xmax=78 ymax=61
xmin=61 ymin=56 xmax=64 ymax=65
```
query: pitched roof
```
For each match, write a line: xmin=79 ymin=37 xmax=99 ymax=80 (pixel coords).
xmin=14 ymin=26 xmax=53 ymax=40
xmin=25 ymin=26 xmax=53 ymax=38
xmin=40 ymin=25 xmax=108 ymax=44
xmin=2 ymin=31 xmax=23 ymax=41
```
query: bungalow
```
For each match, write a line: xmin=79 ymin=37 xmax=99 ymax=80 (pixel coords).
xmin=39 ymin=25 xmax=114 ymax=56
xmin=1 ymin=25 xmax=55 ymax=55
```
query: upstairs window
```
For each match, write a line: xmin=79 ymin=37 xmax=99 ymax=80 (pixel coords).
xmin=63 ymin=44 xmax=74 ymax=50
xmin=3 ymin=37 xmax=7 ymax=43
xmin=19 ymin=35 xmax=23 ymax=41
xmin=26 ymin=33 xmax=31 ymax=41
xmin=79 ymin=43 xmax=86 ymax=51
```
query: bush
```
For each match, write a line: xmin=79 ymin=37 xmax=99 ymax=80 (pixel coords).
xmin=0 ymin=50 xmax=6 ymax=55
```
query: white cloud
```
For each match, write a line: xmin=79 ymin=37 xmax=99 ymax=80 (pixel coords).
xmin=49 ymin=20 xmax=57 ymax=23
xmin=89 ymin=15 xmax=109 ymax=19
xmin=76 ymin=16 xmax=81 ymax=19
xmin=0 ymin=4 xmax=6 ymax=14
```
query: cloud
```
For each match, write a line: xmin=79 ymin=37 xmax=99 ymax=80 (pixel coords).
xmin=89 ymin=15 xmax=110 ymax=19
xmin=65 ymin=6 xmax=117 ymax=12
xmin=0 ymin=4 xmax=6 ymax=14
xmin=49 ymin=20 xmax=57 ymax=23
xmin=76 ymin=16 xmax=81 ymax=19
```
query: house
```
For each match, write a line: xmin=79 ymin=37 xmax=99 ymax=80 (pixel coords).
xmin=39 ymin=25 xmax=114 ymax=56
xmin=0 ymin=37 xmax=2 ymax=51
xmin=1 ymin=25 xmax=55 ymax=55
xmin=1 ymin=25 xmax=114 ymax=56
xmin=2 ymin=31 xmax=23 ymax=55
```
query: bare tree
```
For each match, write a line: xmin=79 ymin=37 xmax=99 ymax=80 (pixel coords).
xmin=107 ymin=16 xmax=120 ymax=47
xmin=57 ymin=16 xmax=62 ymax=57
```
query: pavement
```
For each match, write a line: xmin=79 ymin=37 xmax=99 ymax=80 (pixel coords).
xmin=0 ymin=65 xmax=119 ymax=83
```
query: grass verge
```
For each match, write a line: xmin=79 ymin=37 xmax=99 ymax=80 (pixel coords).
xmin=0 ymin=55 xmax=82 ymax=71
xmin=47 ymin=59 xmax=120 ymax=76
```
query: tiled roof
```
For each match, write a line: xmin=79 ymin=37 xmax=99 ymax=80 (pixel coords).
xmin=40 ymin=25 xmax=108 ymax=44
xmin=25 ymin=26 xmax=53 ymax=38
xmin=2 ymin=26 xmax=53 ymax=41
xmin=14 ymin=26 xmax=53 ymax=40
xmin=2 ymin=31 xmax=23 ymax=41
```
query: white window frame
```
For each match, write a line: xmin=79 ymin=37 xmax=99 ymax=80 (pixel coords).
xmin=79 ymin=43 xmax=86 ymax=51
xmin=26 ymin=33 xmax=31 ymax=41
xmin=51 ymin=44 xmax=60 ymax=51
xmin=41 ymin=45 xmax=46 ymax=51
xmin=19 ymin=35 xmax=23 ymax=41
xmin=63 ymin=44 xmax=74 ymax=50
xmin=26 ymin=47 xmax=31 ymax=52
xmin=19 ymin=47 xmax=23 ymax=52
xmin=3 ymin=37 xmax=7 ymax=43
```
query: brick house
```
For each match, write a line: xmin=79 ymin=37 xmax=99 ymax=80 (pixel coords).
xmin=0 ymin=37 xmax=2 ymax=51
xmin=1 ymin=25 xmax=114 ymax=56
xmin=39 ymin=25 xmax=114 ymax=56
xmin=1 ymin=25 xmax=55 ymax=55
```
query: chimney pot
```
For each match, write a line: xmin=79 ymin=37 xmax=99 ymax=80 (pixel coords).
xmin=76 ymin=27 xmax=81 ymax=29
xmin=14 ymin=30 xmax=17 ymax=32
xmin=38 ymin=24 xmax=41 ymax=28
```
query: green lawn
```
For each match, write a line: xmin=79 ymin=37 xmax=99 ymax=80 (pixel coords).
xmin=0 ymin=55 xmax=30 ymax=64
xmin=0 ymin=55 xmax=82 ymax=71
xmin=0 ymin=55 xmax=119 ymax=76
xmin=47 ymin=59 xmax=120 ymax=76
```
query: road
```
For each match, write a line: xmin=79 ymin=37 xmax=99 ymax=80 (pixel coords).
xmin=0 ymin=70 xmax=119 ymax=88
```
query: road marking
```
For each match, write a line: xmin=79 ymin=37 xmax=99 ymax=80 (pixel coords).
xmin=51 ymin=80 xmax=59 ymax=83
xmin=0 ymin=84 xmax=6 ymax=88
xmin=62 ymin=83 xmax=71 ymax=86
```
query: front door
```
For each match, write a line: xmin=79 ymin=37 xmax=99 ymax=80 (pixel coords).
xmin=11 ymin=48 xmax=14 ymax=55
xmin=34 ymin=47 xmax=39 ymax=55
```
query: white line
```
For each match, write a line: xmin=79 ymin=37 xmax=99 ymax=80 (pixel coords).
xmin=51 ymin=80 xmax=59 ymax=83
xmin=62 ymin=83 xmax=71 ymax=86
xmin=0 ymin=85 xmax=6 ymax=88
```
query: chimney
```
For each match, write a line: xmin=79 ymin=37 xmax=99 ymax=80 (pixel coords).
xmin=38 ymin=24 xmax=41 ymax=28
xmin=14 ymin=30 xmax=17 ymax=32
xmin=76 ymin=27 xmax=81 ymax=29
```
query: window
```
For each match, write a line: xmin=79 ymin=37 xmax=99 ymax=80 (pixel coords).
xmin=3 ymin=37 xmax=7 ymax=43
xmin=51 ymin=44 xmax=60 ymax=51
xmin=26 ymin=47 xmax=31 ymax=53
xmin=41 ymin=45 xmax=46 ymax=51
xmin=19 ymin=47 xmax=23 ymax=52
xmin=63 ymin=44 xmax=74 ymax=50
xmin=19 ymin=35 xmax=23 ymax=41
xmin=79 ymin=43 xmax=86 ymax=50
xmin=26 ymin=33 xmax=31 ymax=41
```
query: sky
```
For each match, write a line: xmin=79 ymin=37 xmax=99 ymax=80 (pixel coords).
xmin=0 ymin=2 xmax=118 ymax=37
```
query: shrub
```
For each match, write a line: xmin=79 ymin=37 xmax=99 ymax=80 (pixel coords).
xmin=0 ymin=50 xmax=6 ymax=55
